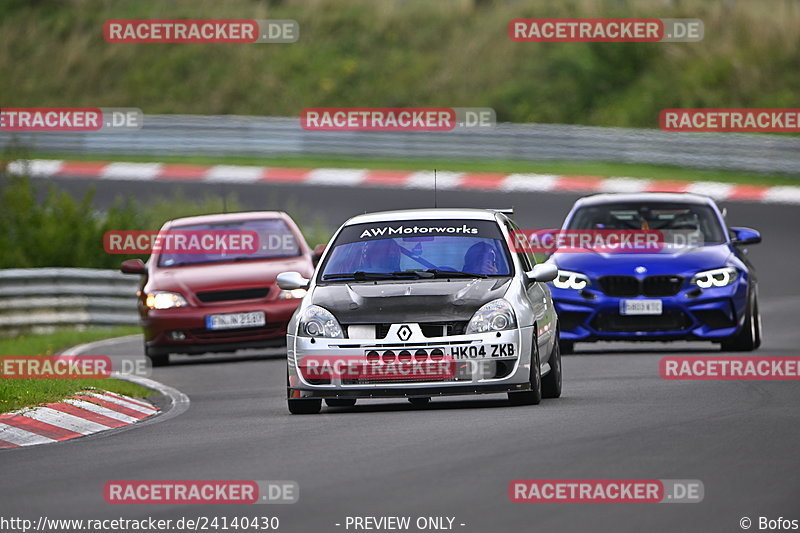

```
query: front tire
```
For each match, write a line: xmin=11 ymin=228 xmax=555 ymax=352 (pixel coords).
xmin=721 ymin=290 xmax=759 ymax=352
xmin=541 ymin=334 xmax=562 ymax=399
xmin=288 ymin=399 xmax=322 ymax=414
xmin=508 ymin=333 xmax=542 ymax=406
xmin=145 ymin=344 xmax=169 ymax=367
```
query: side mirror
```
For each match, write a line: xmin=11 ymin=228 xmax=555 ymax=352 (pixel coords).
xmin=277 ymin=271 xmax=310 ymax=290
xmin=120 ymin=259 xmax=146 ymax=275
xmin=730 ymin=227 xmax=761 ymax=246
xmin=526 ymin=263 xmax=558 ymax=283
xmin=312 ymin=244 xmax=326 ymax=266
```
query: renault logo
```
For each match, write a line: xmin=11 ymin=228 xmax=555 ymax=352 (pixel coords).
xmin=397 ymin=325 xmax=412 ymax=341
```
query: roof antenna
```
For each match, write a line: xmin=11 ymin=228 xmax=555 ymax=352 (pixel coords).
xmin=434 ymin=169 xmax=438 ymax=208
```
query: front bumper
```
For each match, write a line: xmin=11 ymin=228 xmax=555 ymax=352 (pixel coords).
xmin=552 ymin=279 xmax=748 ymax=342
xmin=287 ymin=327 xmax=533 ymax=399
xmin=143 ymin=299 xmax=301 ymax=355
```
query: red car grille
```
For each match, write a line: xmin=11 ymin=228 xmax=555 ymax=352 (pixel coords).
xmin=196 ymin=287 xmax=270 ymax=303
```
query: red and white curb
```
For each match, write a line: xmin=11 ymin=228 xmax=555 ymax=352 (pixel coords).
xmin=0 ymin=390 xmax=159 ymax=449
xmin=7 ymin=159 xmax=800 ymax=205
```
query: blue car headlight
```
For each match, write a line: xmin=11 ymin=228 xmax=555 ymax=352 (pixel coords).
xmin=552 ymin=270 xmax=590 ymax=290
xmin=691 ymin=267 xmax=739 ymax=288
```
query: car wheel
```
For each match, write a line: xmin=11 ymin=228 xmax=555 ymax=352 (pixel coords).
xmin=144 ymin=344 xmax=169 ymax=367
xmin=559 ymin=340 xmax=575 ymax=355
xmin=288 ymin=399 xmax=322 ymax=415
xmin=541 ymin=334 xmax=562 ymax=399
xmin=325 ymin=398 xmax=357 ymax=407
xmin=508 ymin=333 xmax=542 ymax=406
xmin=408 ymin=397 xmax=431 ymax=407
xmin=721 ymin=290 xmax=759 ymax=352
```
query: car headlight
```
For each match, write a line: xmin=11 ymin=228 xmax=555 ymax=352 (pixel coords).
xmin=552 ymin=270 xmax=590 ymax=290
xmin=279 ymin=288 xmax=308 ymax=299
xmin=466 ymin=299 xmax=517 ymax=334
xmin=691 ymin=267 xmax=738 ymax=288
xmin=145 ymin=291 xmax=189 ymax=310
xmin=298 ymin=304 xmax=344 ymax=338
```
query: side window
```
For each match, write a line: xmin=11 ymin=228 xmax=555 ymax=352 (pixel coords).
xmin=505 ymin=219 xmax=536 ymax=271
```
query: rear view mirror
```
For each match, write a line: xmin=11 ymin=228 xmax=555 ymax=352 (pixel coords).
xmin=120 ymin=259 xmax=146 ymax=275
xmin=277 ymin=271 xmax=310 ymax=290
xmin=526 ymin=263 xmax=558 ymax=283
xmin=730 ymin=227 xmax=761 ymax=246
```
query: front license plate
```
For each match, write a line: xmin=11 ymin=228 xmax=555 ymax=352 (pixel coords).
xmin=206 ymin=311 xmax=266 ymax=330
xmin=450 ymin=344 xmax=516 ymax=359
xmin=620 ymin=299 xmax=663 ymax=316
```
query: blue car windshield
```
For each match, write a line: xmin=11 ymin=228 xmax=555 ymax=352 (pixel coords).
xmin=567 ymin=203 xmax=726 ymax=244
xmin=320 ymin=219 xmax=512 ymax=280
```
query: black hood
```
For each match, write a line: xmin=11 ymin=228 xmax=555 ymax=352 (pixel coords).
xmin=312 ymin=278 xmax=511 ymax=323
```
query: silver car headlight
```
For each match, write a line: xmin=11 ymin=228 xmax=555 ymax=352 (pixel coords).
xmin=298 ymin=304 xmax=344 ymax=338
xmin=552 ymin=270 xmax=590 ymax=290
xmin=691 ymin=267 xmax=738 ymax=288
xmin=466 ymin=299 xmax=517 ymax=334
xmin=145 ymin=291 xmax=189 ymax=310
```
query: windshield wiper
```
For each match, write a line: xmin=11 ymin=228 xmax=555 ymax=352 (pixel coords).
xmin=322 ymin=271 xmax=425 ymax=281
xmin=424 ymin=269 xmax=488 ymax=279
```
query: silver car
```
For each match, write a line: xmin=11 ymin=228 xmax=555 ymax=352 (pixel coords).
xmin=277 ymin=208 xmax=562 ymax=414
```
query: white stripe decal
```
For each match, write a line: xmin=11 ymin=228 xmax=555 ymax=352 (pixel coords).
xmin=306 ymin=168 xmax=367 ymax=186
xmin=599 ymin=177 xmax=652 ymax=193
xmin=101 ymin=162 xmax=162 ymax=181
xmin=0 ymin=423 xmax=57 ymax=446
xmin=204 ymin=165 xmax=264 ymax=183
xmin=685 ymin=181 xmax=735 ymax=200
xmin=404 ymin=171 xmax=464 ymax=189
xmin=20 ymin=407 xmax=108 ymax=434
xmin=501 ymin=174 xmax=558 ymax=192
xmin=62 ymin=399 xmax=139 ymax=424
xmin=762 ymin=186 xmax=800 ymax=205
xmin=7 ymin=159 xmax=64 ymax=177
xmin=86 ymin=392 xmax=156 ymax=414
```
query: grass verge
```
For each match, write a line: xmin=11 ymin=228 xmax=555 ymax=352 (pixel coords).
xmin=22 ymin=153 xmax=800 ymax=187
xmin=0 ymin=326 xmax=153 ymax=413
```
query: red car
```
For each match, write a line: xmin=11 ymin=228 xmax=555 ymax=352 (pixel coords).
xmin=120 ymin=211 xmax=318 ymax=366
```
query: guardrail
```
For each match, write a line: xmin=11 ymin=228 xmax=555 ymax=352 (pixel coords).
xmin=0 ymin=268 xmax=140 ymax=336
xmin=2 ymin=115 xmax=799 ymax=175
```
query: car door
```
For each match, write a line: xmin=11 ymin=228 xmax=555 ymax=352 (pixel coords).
xmin=504 ymin=218 xmax=557 ymax=357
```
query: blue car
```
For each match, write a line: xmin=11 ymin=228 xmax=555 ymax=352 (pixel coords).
xmin=548 ymin=193 xmax=762 ymax=353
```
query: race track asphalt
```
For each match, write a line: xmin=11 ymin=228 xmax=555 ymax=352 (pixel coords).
xmin=3 ymin=176 xmax=799 ymax=533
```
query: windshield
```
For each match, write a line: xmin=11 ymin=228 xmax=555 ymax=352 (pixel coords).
xmin=157 ymin=218 xmax=301 ymax=267
xmin=567 ymin=202 xmax=726 ymax=245
xmin=319 ymin=219 xmax=512 ymax=281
